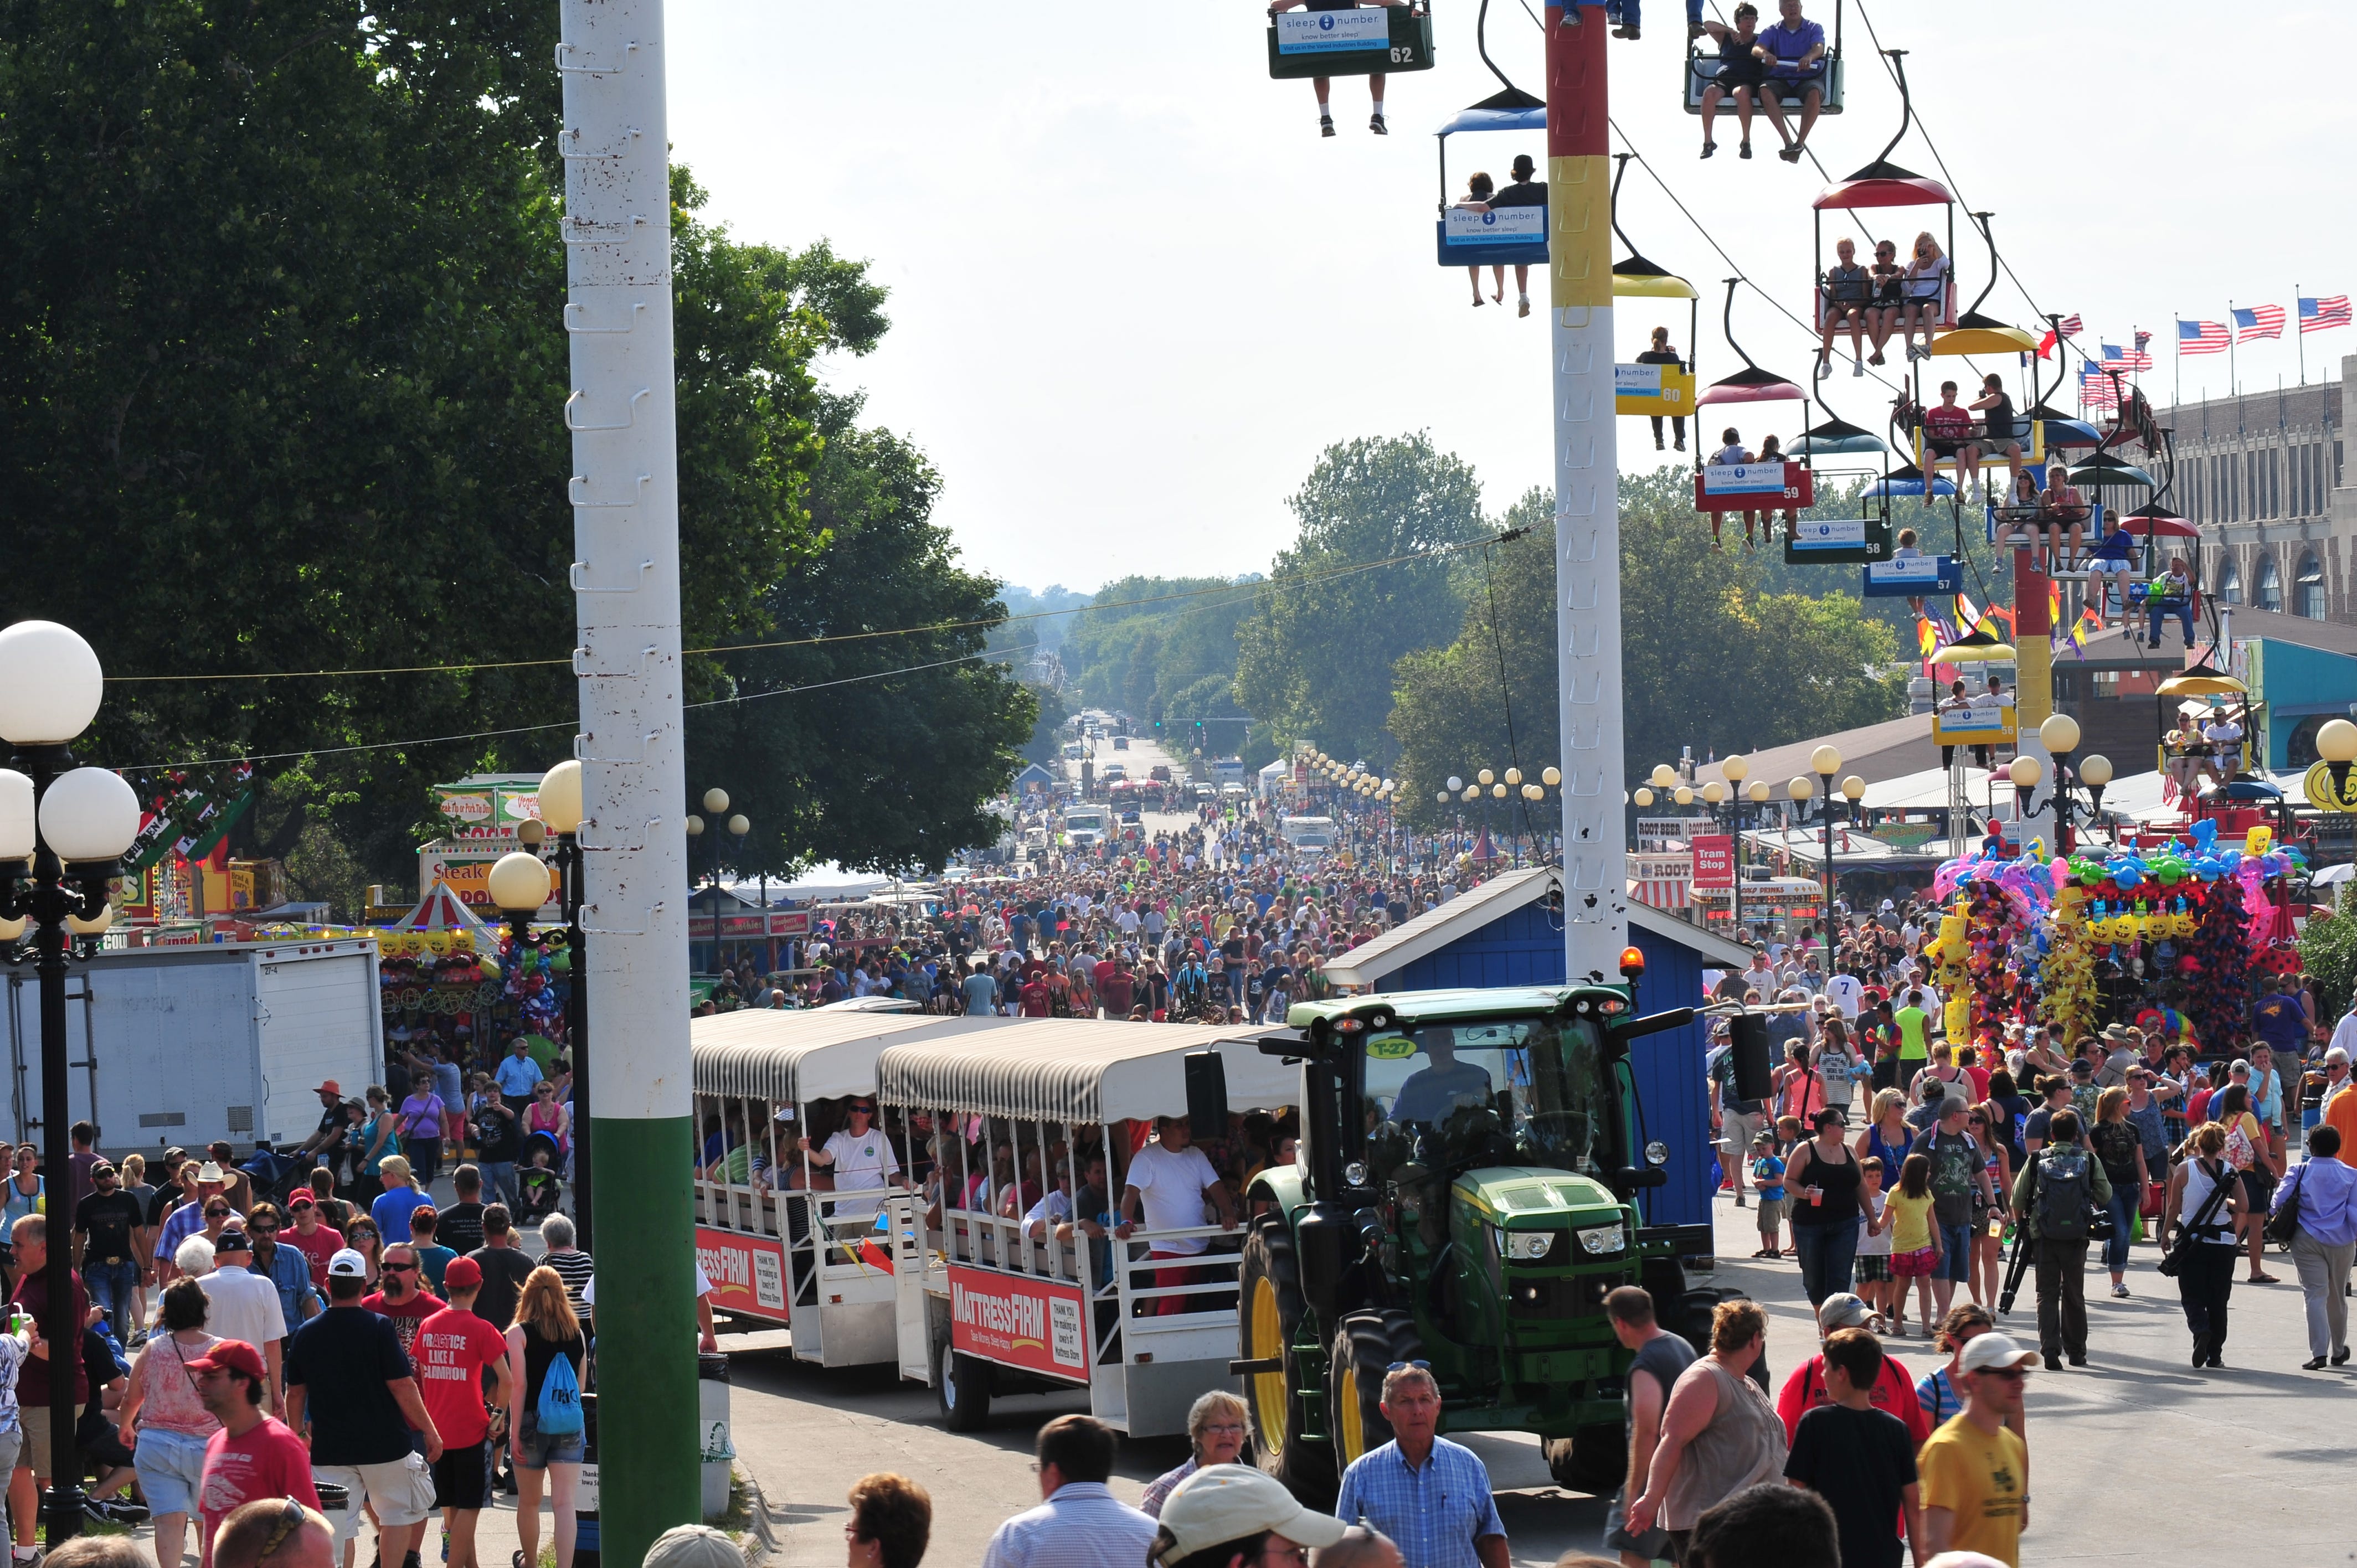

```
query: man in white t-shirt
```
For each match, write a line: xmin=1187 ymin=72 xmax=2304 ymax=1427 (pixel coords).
xmin=1115 ymin=1118 xmax=1237 ymax=1317
xmin=799 ymin=1097 xmax=902 ymax=1215
xmin=199 ymin=1229 xmax=290 ymax=1412
xmin=1823 ymin=969 xmax=1864 ymax=1020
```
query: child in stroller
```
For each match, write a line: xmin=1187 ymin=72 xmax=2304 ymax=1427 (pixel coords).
xmin=517 ymin=1129 xmax=565 ymax=1221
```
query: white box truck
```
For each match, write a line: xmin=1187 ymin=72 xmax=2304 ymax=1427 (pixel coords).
xmin=0 ymin=938 xmax=383 ymax=1156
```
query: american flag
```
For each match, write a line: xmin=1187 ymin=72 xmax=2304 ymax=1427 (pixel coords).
xmin=2179 ymin=318 xmax=2230 ymax=356
xmin=2302 ymin=295 xmax=2352 ymax=333
xmin=2126 ymin=329 xmax=2154 ymax=370
xmin=2233 ymin=304 xmax=2286 ymax=341
xmin=2079 ymin=366 xmax=2120 ymax=409
xmin=2056 ymin=313 xmax=2083 ymax=339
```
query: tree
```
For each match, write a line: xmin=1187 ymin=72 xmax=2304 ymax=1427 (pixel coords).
xmin=684 ymin=389 xmax=1038 ymax=877
xmin=1234 ymin=434 xmax=1490 ymax=767
xmin=1061 ymin=575 xmax=1261 ymax=741
xmin=1386 ymin=471 xmax=1907 ymax=826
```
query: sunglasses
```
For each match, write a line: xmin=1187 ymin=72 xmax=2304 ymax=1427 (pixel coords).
xmin=381 ymin=1261 xmax=418 ymax=1273
xmin=1977 ymin=1366 xmax=2029 ymax=1383
xmin=205 ymin=1207 xmax=231 ymax=1218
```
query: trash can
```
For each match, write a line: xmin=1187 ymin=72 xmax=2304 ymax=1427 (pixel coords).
xmin=699 ymin=1350 xmax=734 ymax=1521
xmin=575 ymin=1392 xmax=600 ymax=1568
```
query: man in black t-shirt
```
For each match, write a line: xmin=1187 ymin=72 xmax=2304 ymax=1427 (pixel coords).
xmin=1784 ymin=1329 xmax=1921 ymax=1568
xmin=286 ymin=1248 xmax=444 ymax=1564
xmin=465 ymin=1205 xmax=537 ymax=1330
xmin=438 ymin=1165 xmax=489 ymax=1256
xmin=74 ymin=1162 xmax=148 ymax=1335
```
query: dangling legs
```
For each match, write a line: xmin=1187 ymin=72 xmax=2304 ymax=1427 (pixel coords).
xmin=1491 ymin=264 xmax=1505 ymax=305
xmin=1313 ymin=76 xmax=1334 ymax=136
xmin=1466 ymin=264 xmax=1484 ymax=306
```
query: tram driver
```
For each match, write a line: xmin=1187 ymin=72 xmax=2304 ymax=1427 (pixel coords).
xmin=1389 ymin=1031 xmax=1497 ymax=1124
xmin=1269 ymin=0 xmax=1409 ymax=138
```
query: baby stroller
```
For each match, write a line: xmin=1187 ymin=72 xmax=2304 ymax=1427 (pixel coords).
xmin=517 ymin=1129 xmax=566 ymax=1221
xmin=239 ymin=1143 xmax=311 ymax=1206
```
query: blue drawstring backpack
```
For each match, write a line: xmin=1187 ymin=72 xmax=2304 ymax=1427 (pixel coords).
xmin=536 ymin=1348 xmax=584 ymax=1437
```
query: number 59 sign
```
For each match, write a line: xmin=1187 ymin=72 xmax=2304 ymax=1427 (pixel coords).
xmin=1693 ymin=461 xmax=1813 ymax=514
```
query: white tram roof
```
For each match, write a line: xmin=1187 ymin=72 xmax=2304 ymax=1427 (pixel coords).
xmin=876 ymin=1017 xmax=1296 ymax=1126
xmin=691 ymin=1007 xmax=1010 ymax=1105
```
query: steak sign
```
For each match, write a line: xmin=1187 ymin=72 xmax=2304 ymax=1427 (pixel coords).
xmin=948 ymin=1265 xmax=1088 ymax=1378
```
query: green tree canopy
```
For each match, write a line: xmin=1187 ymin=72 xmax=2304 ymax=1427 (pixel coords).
xmin=1233 ymin=433 xmax=1491 ymax=767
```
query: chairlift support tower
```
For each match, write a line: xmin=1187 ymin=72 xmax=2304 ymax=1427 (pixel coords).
xmin=1546 ymin=6 xmax=1628 ymax=982
xmin=555 ymin=0 xmax=701 ymax=1559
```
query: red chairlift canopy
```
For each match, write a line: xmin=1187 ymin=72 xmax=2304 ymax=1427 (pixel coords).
xmin=1697 ymin=365 xmax=1804 ymax=407
xmin=1812 ymin=159 xmax=1954 ymax=212
xmin=2121 ymin=508 xmax=2198 ymax=540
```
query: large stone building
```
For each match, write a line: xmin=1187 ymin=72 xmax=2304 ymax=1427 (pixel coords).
xmin=2165 ymin=354 xmax=2351 ymax=617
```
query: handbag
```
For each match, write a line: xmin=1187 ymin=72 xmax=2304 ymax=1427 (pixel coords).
xmin=2158 ymin=1161 xmax=2234 ymax=1278
xmin=2262 ymin=1165 xmax=2303 ymax=1247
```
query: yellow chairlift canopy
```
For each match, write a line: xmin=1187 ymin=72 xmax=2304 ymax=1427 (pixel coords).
xmin=1929 ymin=637 xmax=2018 ymax=665
xmin=1928 ymin=323 xmax=2042 ymax=357
xmin=2155 ymin=668 xmax=2247 ymax=699
xmin=1613 ymin=271 xmax=1699 ymax=301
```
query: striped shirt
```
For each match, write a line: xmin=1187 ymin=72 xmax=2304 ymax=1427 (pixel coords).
xmin=1335 ymin=1438 xmax=1505 ymax=1568
xmin=979 ymin=1483 xmax=1155 ymax=1568
xmin=543 ymin=1249 xmax=595 ymax=1320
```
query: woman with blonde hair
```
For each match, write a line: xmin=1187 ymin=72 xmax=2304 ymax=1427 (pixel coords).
xmin=1853 ymin=1087 xmax=1913 ymax=1181
xmin=1898 ymin=231 xmax=1949 ymax=362
xmin=1139 ymin=1390 xmax=1249 ymax=1517
xmin=507 ymin=1266 xmax=589 ymax=1568
xmin=2088 ymin=1086 xmax=2149 ymax=1297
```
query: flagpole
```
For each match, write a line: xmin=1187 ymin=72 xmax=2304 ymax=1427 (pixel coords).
xmin=2228 ymin=300 xmax=2238 ymax=396
xmin=2173 ymin=316 xmax=2180 ymax=409
xmin=2297 ymin=283 xmax=2305 ymax=385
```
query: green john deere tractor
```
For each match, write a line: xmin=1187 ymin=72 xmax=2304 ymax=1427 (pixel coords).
xmin=1234 ymin=978 xmax=1748 ymax=1503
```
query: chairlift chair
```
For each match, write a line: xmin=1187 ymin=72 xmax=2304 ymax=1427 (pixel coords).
xmin=1682 ymin=0 xmax=1845 ymax=115
xmin=1434 ymin=92 xmax=1548 ymax=267
xmin=1607 ymin=155 xmax=1700 ymax=418
xmin=1268 ymin=2 xmax=1437 ymax=79
xmin=1811 ymin=51 xmax=1953 ymax=338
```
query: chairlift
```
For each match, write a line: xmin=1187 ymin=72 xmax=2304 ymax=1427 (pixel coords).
xmin=1812 ymin=53 xmax=1953 ymax=341
xmin=1268 ymin=1 xmax=1437 ymax=79
xmin=1787 ymin=416 xmax=1885 ymax=458
xmin=1864 ymin=462 xmax=1956 ymax=500
xmin=1608 ymin=156 xmax=1701 ymax=419
xmin=1862 ymin=555 xmax=1963 ymax=597
xmin=1682 ymin=0 xmax=1845 ymax=116
xmin=1434 ymin=95 xmax=1548 ymax=266
xmin=1693 ymin=280 xmax=1811 ymax=533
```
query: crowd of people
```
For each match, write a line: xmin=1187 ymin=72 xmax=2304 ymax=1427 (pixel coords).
xmin=1707 ymin=901 xmax=2357 ymax=1374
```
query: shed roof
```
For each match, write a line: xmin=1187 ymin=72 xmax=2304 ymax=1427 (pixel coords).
xmin=876 ymin=1018 xmax=1294 ymax=1125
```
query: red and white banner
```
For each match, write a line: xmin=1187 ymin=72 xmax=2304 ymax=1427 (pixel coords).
xmin=696 ymin=1227 xmax=790 ymax=1323
xmin=1691 ymin=834 xmax=1735 ymax=888
xmin=948 ymin=1265 xmax=1088 ymax=1380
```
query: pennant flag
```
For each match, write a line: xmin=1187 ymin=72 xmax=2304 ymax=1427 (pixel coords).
xmin=2179 ymin=319 xmax=2231 ymax=355
xmin=2232 ymin=304 xmax=2286 ymax=341
xmin=1916 ymin=617 xmax=1939 ymax=658
xmin=2035 ymin=313 xmax=2082 ymax=357
xmin=2302 ymin=295 xmax=2352 ymax=333
xmin=2067 ymin=607 xmax=2103 ymax=659
xmin=2047 ymin=580 xmax=2063 ymax=628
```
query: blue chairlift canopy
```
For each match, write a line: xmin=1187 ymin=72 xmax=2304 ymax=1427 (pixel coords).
xmin=1435 ymin=103 xmax=1546 ymax=139
xmin=1867 ymin=463 xmax=1958 ymax=499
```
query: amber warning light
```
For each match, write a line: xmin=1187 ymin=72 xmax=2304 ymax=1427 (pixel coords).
xmin=1618 ymin=947 xmax=1646 ymax=978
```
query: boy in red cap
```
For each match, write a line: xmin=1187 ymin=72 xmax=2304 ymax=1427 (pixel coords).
xmin=413 ymin=1257 xmax=513 ymax=1568
xmin=191 ymin=1339 xmax=320 ymax=1568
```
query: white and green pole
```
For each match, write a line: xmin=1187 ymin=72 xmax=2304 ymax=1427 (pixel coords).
xmin=557 ymin=0 xmax=699 ymax=1558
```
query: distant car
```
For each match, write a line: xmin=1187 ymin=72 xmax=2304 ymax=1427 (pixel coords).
xmin=1112 ymin=735 xmax=1129 ymax=750
xmin=1119 ymin=808 xmax=1141 ymax=826
xmin=1101 ymin=764 xmax=1128 ymax=782
xmin=1149 ymin=765 xmax=1173 ymax=782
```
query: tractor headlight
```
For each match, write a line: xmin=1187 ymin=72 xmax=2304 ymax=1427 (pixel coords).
xmin=1577 ymin=1224 xmax=1628 ymax=1256
xmin=1504 ymin=1231 xmax=1557 ymax=1261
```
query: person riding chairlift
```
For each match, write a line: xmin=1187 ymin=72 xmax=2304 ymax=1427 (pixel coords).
xmin=1864 ymin=239 xmax=1903 ymax=367
xmin=1964 ymin=373 xmax=2026 ymax=507
xmin=1454 ymin=155 xmax=1546 ymax=316
xmin=1815 ymin=237 xmax=1872 ymax=380
xmin=2083 ymin=513 xmax=2137 ymax=628
xmin=1695 ymin=3 xmax=1767 ymax=158
xmin=1898 ymin=233 xmax=1949 ymax=362
xmin=1636 ymin=326 xmax=1688 ymax=450
xmin=1269 ymin=0 xmax=1409 ymax=137
xmin=2035 ymin=462 xmax=2090 ymax=576
xmin=1708 ymin=427 xmax=1754 ymax=549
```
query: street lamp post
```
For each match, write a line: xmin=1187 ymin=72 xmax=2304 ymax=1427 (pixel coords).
xmin=685 ymin=789 xmax=749 ymax=975
xmin=1721 ymin=755 xmax=1751 ymax=932
xmin=526 ymin=759 xmax=593 ymax=1247
xmin=1810 ymin=746 xmax=1842 ymax=937
xmin=2012 ymin=713 xmax=2112 ymax=855
xmin=0 ymin=621 xmax=142 ymax=1549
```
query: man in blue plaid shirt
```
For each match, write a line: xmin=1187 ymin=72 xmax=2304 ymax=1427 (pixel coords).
xmin=1334 ymin=1365 xmax=1510 ymax=1568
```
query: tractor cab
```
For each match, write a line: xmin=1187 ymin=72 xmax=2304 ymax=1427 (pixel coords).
xmin=1238 ymin=982 xmax=1745 ymax=1504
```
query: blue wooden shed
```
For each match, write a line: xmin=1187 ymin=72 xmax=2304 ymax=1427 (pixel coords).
xmin=1323 ymin=868 xmax=1749 ymax=1227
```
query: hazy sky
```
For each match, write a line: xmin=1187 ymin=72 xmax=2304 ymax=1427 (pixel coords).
xmin=665 ymin=2 xmax=2354 ymax=592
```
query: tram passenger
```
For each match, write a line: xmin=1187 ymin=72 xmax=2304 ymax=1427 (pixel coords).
xmin=1453 ymin=172 xmax=1506 ymax=309
xmin=1898 ymin=234 xmax=1950 ymax=361
xmin=2147 ymin=556 xmax=2196 ymax=649
xmin=2084 ymin=514 xmax=2138 ymax=627
xmin=1815 ymin=238 xmax=1872 ymax=380
xmin=1636 ymin=326 xmax=1688 ymax=450
xmin=1757 ymin=0 xmax=1830 ymax=162
xmin=2036 ymin=461 xmax=2090 ymax=575
xmin=1963 ymin=374 xmax=2026 ymax=506
xmin=1864 ymin=239 xmax=1903 ymax=365
xmin=1269 ymin=0 xmax=1408 ymax=138
xmin=1486 ymin=155 xmax=1546 ymax=317
xmin=1695 ymin=4 xmax=1767 ymax=159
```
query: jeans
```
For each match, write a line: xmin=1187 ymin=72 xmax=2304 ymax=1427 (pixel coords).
xmin=1790 ymin=1220 xmax=1859 ymax=1307
xmin=2033 ymin=1238 xmax=2088 ymax=1358
xmin=2148 ymin=600 xmax=2195 ymax=645
xmin=1648 ymin=414 xmax=1686 ymax=447
xmin=2288 ymin=1230 xmax=2354 ymax=1359
xmin=479 ymin=1159 xmax=520 ymax=1210
xmin=2104 ymin=1187 xmax=2138 ymax=1273
xmin=84 ymin=1258 xmax=139 ymax=1331
xmin=2176 ymin=1242 xmax=2237 ymax=1361
xmin=1938 ymin=1221 xmax=1974 ymax=1282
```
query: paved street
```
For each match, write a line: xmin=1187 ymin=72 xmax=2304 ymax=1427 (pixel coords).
xmin=728 ymin=1182 xmax=2356 ymax=1568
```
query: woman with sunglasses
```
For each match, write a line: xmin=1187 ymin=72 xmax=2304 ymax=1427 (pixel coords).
xmin=343 ymin=1219 xmax=384 ymax=1288
xmin=0 ymin=1146 xmax=38 ymax=1294
xmin=1967 ymin=1105 xmax=2014 ymax=1309
xmin=525 ymin=1081 xmax=573 ymax=1162
xmin=118 ymin=1277 xmax=222 ymax=1568
xmin=357 ymin=1086 xmax=403 ymax=1190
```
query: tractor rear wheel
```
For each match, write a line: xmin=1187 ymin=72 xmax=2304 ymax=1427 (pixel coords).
xmin=1239 ymin=1220 xmax=1335 ymax=1502
xmin=1543 ymin=1424 xmax=1628 ymax=1495
xmin=1328 ymin=1308 xmax=1424 ymax=1475
xmin=1680 ymin=1285 xmax=1771 ymax=1390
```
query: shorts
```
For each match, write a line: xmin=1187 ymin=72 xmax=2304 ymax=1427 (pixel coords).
xmin=1892 ymin=1246 xmax=1938 ymax=1278
xmin=1937 ymin=1221 xmax=1974 ymax=1282
xmin=431 ymin=1439 xmax=494 ymax=1512
xmin=1711 ymin=62 xmax=1766 ymax=94
xmin=133 ymin=1425 xmax=212 ymax=1517
xmin=0 ymin=1430 xmax=17 ymax=1482
xmin=2240 ymin=1169 xmax=2276 ymax=1207
xmin=19 ymin=1403 xmax=82 ymax=1481
xmin=1768 ymin=68 xmax=1826 ymax=99
xmin=1755 ymin=1197 xmax=1786 ymax=1232
xmin=513 ymin=1410 xmax=586 ymax=1471
xmin=76 ymin=1407 xmax=135 ymax=1470
xmin=2089 ymin=557 xmax=2134 ymax=577
xmin=315 ymin=1457 xmax=437 ymax=1550
xmin=1854 ymin=1252 xmax=1893 ymax=1283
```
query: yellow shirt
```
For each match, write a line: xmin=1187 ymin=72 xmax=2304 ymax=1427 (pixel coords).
xmin=1919 ymin=1412 xmax=2025 ymax=1567
xmin=1886 ymin=1189 xmax=1936 ymax=1254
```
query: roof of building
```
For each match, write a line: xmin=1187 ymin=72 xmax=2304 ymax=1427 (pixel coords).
xmin=1690 ymin=713 xmax=1946 ymax=793
xmin=2068 ymin=605 xmax=2357 ymax=672
xmin=1323 ymin=866 xmax=1751 ymax=989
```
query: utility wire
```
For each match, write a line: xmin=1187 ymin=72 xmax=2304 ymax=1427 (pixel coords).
xmin=107 ymin=532 xmax=1504 ymax=685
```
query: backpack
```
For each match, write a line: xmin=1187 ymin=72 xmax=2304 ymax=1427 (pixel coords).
xmin=2032 ymin=1146 xmax=2092 ymax=1241
xmin=536 ymin=1343 xmax=584 ymax=1436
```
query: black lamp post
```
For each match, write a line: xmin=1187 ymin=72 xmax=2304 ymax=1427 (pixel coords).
xmin=0 ymin=621 xmax=142 ymax=1549
xmin=519 ymin=754 xmax=593 ymax=1248
xmin=2013 ymin=714 xmax=2112 ymax=855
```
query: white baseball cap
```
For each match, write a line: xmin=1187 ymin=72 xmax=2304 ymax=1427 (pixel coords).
xmin=1152 ymin=1466 xmax=1346 ymax=1566
xmin=1957 ymin=1330 xmax=2038 ymax=1376
xmin=327 ymin=1248 xmax=369 ymax=1279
